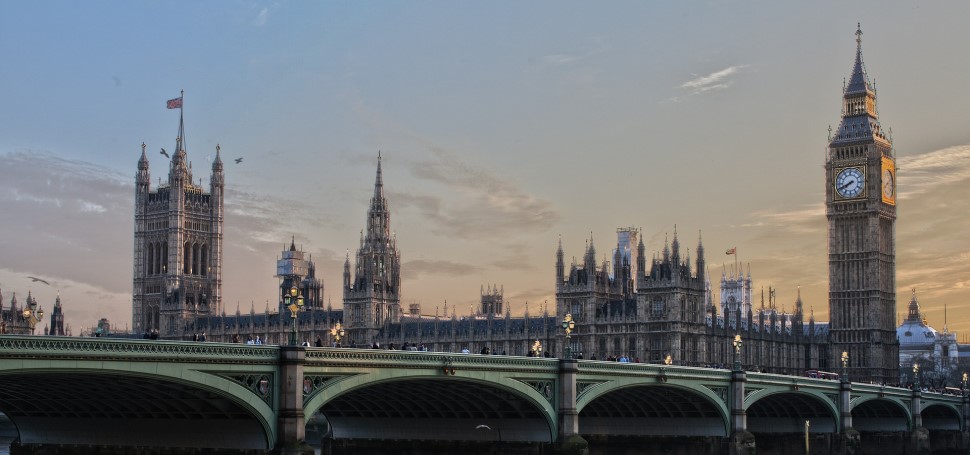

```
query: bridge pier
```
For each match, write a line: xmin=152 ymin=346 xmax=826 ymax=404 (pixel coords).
xmin=556 ymin=359 xmax=587 ymax=454
xmin=835 ymin=381 xmax=861 ymax=455
xmin=728 ymin=370 xmax=755 ymax=455
xmin=908 ymin=389 xmax=930 ymax=455
xmin=276 ymin=346 xmax=312 ymax=455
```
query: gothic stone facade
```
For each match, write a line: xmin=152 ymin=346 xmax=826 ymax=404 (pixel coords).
xmin=132 ymin=116 xmax=224 ymax=337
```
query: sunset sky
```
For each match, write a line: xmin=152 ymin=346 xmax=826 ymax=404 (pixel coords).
xmin=2 ymin=1 xmax=969 ymax=337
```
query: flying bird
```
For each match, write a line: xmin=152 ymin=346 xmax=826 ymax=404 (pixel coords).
xmin=234 ymin=157 xmax=243 ymax=164
xmin=27 ymin=277 xmax=50 ymax=285
xmin=160 ymin=148 xmax=169 ymax=159
xmin=475 ymin=425 xmax=492 ymax=430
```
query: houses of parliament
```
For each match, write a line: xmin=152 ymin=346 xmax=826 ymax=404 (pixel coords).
xmin=130 ymin=26 xmax=905 ymax=384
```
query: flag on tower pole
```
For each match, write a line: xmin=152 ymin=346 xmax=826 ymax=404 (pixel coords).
xmin=166 ymin=97 xmax=183 ymax=109
xmin=725 ymin=247 xmax=736 ymax=255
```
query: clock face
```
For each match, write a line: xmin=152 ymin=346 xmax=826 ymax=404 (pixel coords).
xmin=882 ymin=169 xmax=895 ymax=199
xmin=836 ymin=167 xmax=865 ymax=198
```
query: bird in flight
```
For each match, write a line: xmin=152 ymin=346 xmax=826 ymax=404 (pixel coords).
xmin=235 ymin=157 xmax=243 ymax=164
xmin=27 ymin=276 xmax=50 ymax=285
xmin=475 ymin=425 xmax=492 ymax=430
xmin=160 ymin=148 xmax=169 ymax=159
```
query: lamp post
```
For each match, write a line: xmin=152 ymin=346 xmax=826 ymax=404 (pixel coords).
xmin=841 ymin=351 xmax=849 ymax=383
xmin=330 ymin=322 xmax=345 ymax=347
xmin=962 ymin=372 xmax=968 ymax=396
xmin=22 ymin=301 xmax=44 ymax=335
xmin=532 ymin=339 xmax=542 ymax=357
xmin=732 ymin=334 xmax=742 ymax=372
xmin=561 ymin=313 xmax=575 ymax=359
xmin=912 ymin=363 xmax=920 ymax=391
xmin=283 ymin=286 xmax=304 ymax=346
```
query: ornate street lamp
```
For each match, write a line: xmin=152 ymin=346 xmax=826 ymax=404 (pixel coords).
xmin=664 ymin=354 xmax=673 ymax=366
xmin=532 ymin=339 xmax=542 ymax=357
xmin=841 ymin=351 xmax=849 ymax=383
xmin=22 ymin=302 xmax=44 ymax=335
xmin=912 ymin=363 xmax=920 ymax=391
xmin=561 ymin=313 xmax=575 ymax=359
xmin=732 ymin=335 xmax=742 ymax=372
xmin=330 ymin=322 xmax=346 ymax=347
xmin=962 ymin=372 xmax=968 ymax=396
xmin=283 ymin=286 xmax=304 ymax=346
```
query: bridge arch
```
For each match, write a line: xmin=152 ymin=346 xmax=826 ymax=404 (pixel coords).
xmin=305 ymin=368 xmax=558 ymax=443
xmin=0 ymin=365 xmax=276 ymax=450
xmin=921 ymin=402 xmax=963 ymax=431
xmin=850 ymin=396 xmax=911 ymax=432
xmin=576 ymin=382 xmax=730 ymax=437
xmin=746 ymin=390 xmax=839 ymax=433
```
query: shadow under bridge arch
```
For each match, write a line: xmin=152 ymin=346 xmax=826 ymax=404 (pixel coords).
xmin=0 ymin=371 xmax=271 ymax=450
xmin=316 ymin=377 xmax=554 ymax=443
xmin=747 ymin=391 xmax=838 ymax=433
xmin=578 ymin=384 xmax=729 ymax=437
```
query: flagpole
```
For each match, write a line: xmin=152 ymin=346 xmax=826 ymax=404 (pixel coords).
xmin=179 ymin=89 xmax=185 ymax=151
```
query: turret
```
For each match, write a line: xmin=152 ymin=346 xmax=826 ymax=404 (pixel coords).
xmin=695 ymin=231 xmax=705 ymax=278
xmin=671 ymin=225 xmax=680 ymax=265
xmin=556 ymin=235 xmax=564 ymax=289
xmin=636 ymin=234 xmax=646 ymax=278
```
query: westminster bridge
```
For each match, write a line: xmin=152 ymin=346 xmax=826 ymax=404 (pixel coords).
xmin=0 ymin=336 xmax=966 ymax=455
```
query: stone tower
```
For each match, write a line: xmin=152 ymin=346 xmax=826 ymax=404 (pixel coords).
xmin=132 ymin=111 xmax=224 ymax=337
xmin=826 ymin=24 xmax=898 ymax=383
xmin=344 ymin=154 xmax=402 ymax=346
xmin=276 ymin=237 xmax=324 ymax=313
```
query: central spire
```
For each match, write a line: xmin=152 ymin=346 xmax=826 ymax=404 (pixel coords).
xmin=374 ymin=151 xmax=384 ymax=199
xmin=845 ymin=23 xmax=873 ymax=96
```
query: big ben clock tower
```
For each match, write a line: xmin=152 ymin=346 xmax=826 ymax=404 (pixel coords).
xmin=826 ymin=24 xmax=898 ymax=384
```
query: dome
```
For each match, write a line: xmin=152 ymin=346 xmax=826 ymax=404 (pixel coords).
xmin=897 ymin=318 xmax=937 ymax=350
xmin=897 ymin=290 xmax=938 ymax=350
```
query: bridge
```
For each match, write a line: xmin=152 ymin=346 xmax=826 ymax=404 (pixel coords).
xmin=0 ymin=336 xmax=965 ymax=454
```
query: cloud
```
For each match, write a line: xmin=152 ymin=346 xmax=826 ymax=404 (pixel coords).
xmin=402 ymin=259 xmax=482 ymax=280
xmin=541 ymin=54 xmax=581 ymax=66
xmin=395 ymin=147 xmax=559 ymax=239
xmin=897 ymin=144 xmax=970 ymax=199
xmin=253 ymin=7 xmax=269 ymax=27
xmin=489 ymin=244 xmax=537 ymax=271
xmin=680 ymin=65 xmax=749 ymax=95
xmin=0 ymin=151 xmax=345 ymax=331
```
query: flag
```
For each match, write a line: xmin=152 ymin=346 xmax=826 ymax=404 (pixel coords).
xmin=725 ymin=247 xmax=736 ymax=255
xmin=166 ymin=97 xmax=183 ymax=109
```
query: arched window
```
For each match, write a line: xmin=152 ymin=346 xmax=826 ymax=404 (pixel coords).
xmin=161 ymin=242 xmax=168 ymax=273
xmin=183 ymin=242 xmax=191 ymax=274
xmin=147 ymin=243 xmax=154 ymax=275
xmin=200 ymin=245 xmax=208 ymax=276
xmin=192 ymin=243 xmax=200 ymax=275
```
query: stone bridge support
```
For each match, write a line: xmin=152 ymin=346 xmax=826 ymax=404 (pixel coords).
xmin=276 ymin=347 xmax=311 ymax=454
xmin=837 ymin=381 xmax=860 ymax=455
xmin=964 ymin=394 xmax=970 ymax=450
xmin=909 ymin=389 xmax=929 ymax=455
xmin=557 ymin=359 xmax=587 ymax=453
xmin=729 ymin=370 xmax=753 ymax=455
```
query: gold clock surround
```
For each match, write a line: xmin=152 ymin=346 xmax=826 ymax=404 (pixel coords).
xmin=881 ymin=156 xmax=896 ymax=205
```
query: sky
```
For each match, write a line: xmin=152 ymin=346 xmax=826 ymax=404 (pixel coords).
xmin=1 ymin=1 xmax=970 ymax=337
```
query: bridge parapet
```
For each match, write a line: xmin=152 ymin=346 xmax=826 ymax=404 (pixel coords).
xmin=305 ymin=347 xmax=560 ymax=374
xmin=0 ymin=335 xmax=278 ymax=364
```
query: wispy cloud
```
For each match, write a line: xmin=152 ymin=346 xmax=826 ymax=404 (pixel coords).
xmin=403 ymin=259 xmax=482 ymax=280
xmin=680 ymin=65 xmax=749 ymax=95
xmin=395 ymin=147 xmax=559 ymax=239
xmin=897 ymin=144 xmax=970 ymax=199
xmin=253 ymin=8 xmax=269 ymax=27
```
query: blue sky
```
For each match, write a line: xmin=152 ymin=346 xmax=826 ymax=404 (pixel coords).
xmin=2 ymin=1 xmax=970 ymax=337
